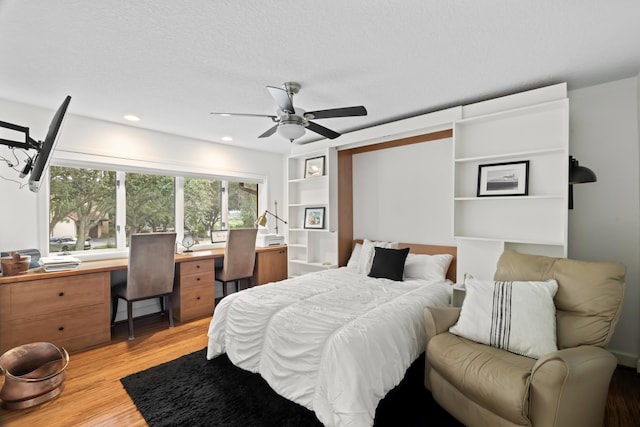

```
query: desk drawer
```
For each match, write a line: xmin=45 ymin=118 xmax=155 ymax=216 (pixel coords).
xmin=177 ymin=283 xmax=215 ymax=321
xmin=180 ymin=259 xmax=215 ymax=276
xmin=2 ymin=272 xmax=108 ymax=320
xmin=180 ymin=271 xmax=214 ymax=288
xmin=0 ymin=303 xmax=110 ymax=352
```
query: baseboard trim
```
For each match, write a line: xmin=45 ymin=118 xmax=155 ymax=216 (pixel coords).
xmin=610 ymin=349 xmax=639 ymax=370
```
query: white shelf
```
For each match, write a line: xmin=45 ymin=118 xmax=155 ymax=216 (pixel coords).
xmin=454 ymin=235 xmax=565 ymax=246
xmin=453 ymin=88 xmax=568 ymax=279
xmin=288 ymin=175 xmax=328 ymax=184
xmin=288 ymin=259 xmax=338 ymax=269
xmin=457 ymin=99 xmax=567 ymax=125
xmin=454 ymin=195 xmax=563 ymax=201
xmin=288 ymin=202 xmax=328 ymax=207
xmin=455 ymin=147 xmax=565 ymax=163
xmin=287 ymin=243 xmax=307 ymax=248
xmin=287 ymin=148 xmax=338 ymax=276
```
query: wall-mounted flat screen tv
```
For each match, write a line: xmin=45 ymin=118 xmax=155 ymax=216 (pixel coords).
xmin=28 ymin=95 xmax=72 ymax=192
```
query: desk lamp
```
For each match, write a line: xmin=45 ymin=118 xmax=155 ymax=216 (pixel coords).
xmin=256 ymin=201 xmax=287 ymax=235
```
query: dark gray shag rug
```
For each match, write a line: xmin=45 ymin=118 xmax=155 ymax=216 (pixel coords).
xmin=120 ymin=348 xmax=462 ymax=426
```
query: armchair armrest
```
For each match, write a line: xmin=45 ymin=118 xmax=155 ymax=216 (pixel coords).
xmin=424 ymin=306 xmax=461 ymax=340
xmin=423 ymin=306 xmax=460 ymax=390
xmin=529 ymin=346 xmax=617 ymax=427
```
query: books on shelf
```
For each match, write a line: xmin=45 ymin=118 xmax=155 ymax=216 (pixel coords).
xmin=39 ymin=255 xmax=82 ymax=272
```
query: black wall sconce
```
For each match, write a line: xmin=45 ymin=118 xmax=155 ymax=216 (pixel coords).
xmin=569 ymin=155 xmax=597 ymax=209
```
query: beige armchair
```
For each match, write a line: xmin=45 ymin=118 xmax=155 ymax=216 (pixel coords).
xmin=424 ymin=250 xmax=625 ymax=427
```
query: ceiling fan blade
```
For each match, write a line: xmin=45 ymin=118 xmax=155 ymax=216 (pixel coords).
xmin=266 ymin=86 xmax=294 ymax=114
xmin=210 ymin=112 xmax=277 ymax=120
xmin=258 ymin=124 xmax=279 ymax=138
xmin=305 ymin=106 xmax=367 ymax=120
xmin=306 ymin=121 xmax=341 ymax=140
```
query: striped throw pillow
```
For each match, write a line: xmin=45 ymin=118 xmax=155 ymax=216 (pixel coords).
xmin=449 ymin=276 xmax=558 ymax=359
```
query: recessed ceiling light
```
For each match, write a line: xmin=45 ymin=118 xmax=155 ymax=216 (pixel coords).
xmin=220 ymin=114 xmax=231 ymax=117
xmin=123 ymin=114 xmax=141 ymax=122
xmin=221 ymin=136 xmax=233 ymax=142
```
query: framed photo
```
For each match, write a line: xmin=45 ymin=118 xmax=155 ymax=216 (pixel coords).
xmin=477 ymin=160 xmax=529 ymax=197
xmin=210 ymin=230 xmax=228 ymax=243
xmin=304 ymin=155 xmax=325 ymax=178
xmin=304 ymin=207 xmax=325 ymax=229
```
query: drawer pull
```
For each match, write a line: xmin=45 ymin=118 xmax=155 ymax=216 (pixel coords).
xmin=58 ymin=326 xmax=64 ymax=331
xmin=196 ymin=264 xmax=201 ymax=269
xmin=58 ymin=292 xmax=65 ymax=297
xmin=196 ymin=296 xmax=201 ymax=300
xmin=197 ymin=277 xmax=200 ymax=281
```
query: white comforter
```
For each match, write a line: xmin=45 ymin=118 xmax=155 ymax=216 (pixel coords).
xmin=207 ymin=268 xmax=451 ymax=427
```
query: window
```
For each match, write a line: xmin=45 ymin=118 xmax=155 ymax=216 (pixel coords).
xmin=49 ymin=166 xmax=116 ymax=252
xmin=184 ymin=178 xmax=258 ymax=244
xmin=125 ymin=172 xmax=175 ymax=243
xmin=48 ymin=165 xmax=259 ymax=255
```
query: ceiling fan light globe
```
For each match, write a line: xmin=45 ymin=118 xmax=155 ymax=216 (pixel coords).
xmin=277 ymin=122 xmax=305 ymax=141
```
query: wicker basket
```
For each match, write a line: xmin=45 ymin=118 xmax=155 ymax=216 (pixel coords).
xmin=0 ymin=253 xmax=31 ymax=276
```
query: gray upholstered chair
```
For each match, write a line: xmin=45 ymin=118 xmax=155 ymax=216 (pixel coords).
xmin=216 ymin=228 xmax=258 ymax=297
xmin=111 ymin=232 xmax=177 ymax=340
xmin=424 ymin=250 xmax=626 ymax=427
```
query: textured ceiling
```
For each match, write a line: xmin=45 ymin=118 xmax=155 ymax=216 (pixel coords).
xmin=1 ymin=1 xmax=639 ymax=153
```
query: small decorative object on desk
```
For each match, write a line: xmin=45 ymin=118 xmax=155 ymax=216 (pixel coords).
xmin=39 ymin=255 xmax=81 ymax=272
xmin=0 ymin=252 xmax=31 ymax=276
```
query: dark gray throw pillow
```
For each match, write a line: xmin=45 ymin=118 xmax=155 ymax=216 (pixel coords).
xmin=368 ymin=247 xmax=410 ymax=281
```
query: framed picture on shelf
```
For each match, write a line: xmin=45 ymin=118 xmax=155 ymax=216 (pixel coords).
xmin=477 ymin=160 xmax=529 ymax=197
xmin=304 ymin=156 xmax=325 ymax=178
xmin=304 ymin=207 xmax=325 ymax=229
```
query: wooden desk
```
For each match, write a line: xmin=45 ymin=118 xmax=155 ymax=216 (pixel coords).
xmin=0 ymin=245 xmax=287 ymax=354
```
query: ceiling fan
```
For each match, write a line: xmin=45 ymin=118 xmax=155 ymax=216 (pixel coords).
xmin=211 ymin=82 xmax=367 ymax=143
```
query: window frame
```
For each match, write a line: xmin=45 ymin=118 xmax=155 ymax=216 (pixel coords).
xmin=39 ymin=156 xmax=268 ymax=261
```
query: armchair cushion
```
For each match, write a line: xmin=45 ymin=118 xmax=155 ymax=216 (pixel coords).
xmin=494 ymin=250 xmax=626 ymax=348
xmin=449 ymin=276 xmax=558 ymax=358
xmin=428 ymin=331 xmax=535 ymax=425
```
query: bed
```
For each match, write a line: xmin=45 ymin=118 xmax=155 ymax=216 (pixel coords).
xmin=207 ymin=240 xmax=457 ymax=427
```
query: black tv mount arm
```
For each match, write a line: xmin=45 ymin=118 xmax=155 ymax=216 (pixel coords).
xmin=0 ymin=120 xmax=42 ymax=152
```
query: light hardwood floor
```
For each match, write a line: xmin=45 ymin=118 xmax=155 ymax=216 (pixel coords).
xmin=1 ymin=313 xmax=638 ymax=426
xmin=0 ymin=314 xmax=210 ymax=427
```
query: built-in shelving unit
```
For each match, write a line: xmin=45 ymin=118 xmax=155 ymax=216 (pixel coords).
xmin=453 ymin=90 xmax=569 ymax=279
xmin=287 ymin=148 xmax=338 ymax=277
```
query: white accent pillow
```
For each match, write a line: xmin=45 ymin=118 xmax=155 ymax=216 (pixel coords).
xmin=346 ymin=243 xmax=362 ymax=270
xmin=357 ymin=239 xmax=399 ymax=275
xmin=449 ymin=276 xmax=558 ymax=359
xmin=403 ymin=253 xmax=453 ymax=281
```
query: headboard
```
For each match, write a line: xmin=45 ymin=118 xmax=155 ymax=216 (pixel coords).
xmin=353 ymin=240 xmax=457 ymax=283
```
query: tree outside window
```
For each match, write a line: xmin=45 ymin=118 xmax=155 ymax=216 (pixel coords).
xmin=49 ymin=166 xmax=259 ymax=254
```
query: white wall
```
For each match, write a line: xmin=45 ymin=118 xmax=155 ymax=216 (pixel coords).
xmin=0 ymin=98 xmax=286 ymax=251
xmin=568 ymin=77 xmax=640 ymax=366
xmin=0 ymin=98 xmax=286 ymax=321
xmin=352 ymin=138 xmax=455 ymax=246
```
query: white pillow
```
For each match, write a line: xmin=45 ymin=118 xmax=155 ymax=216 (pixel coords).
xmin=449 ymin=276 xmax=558 ymax=359
xmin=357 ymin=239 xmax=399 ymax=275
xmin=346 ymin=243 xmax=362 ymax=270
xmin=403 ymin=253 xmax=453 ymax=281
